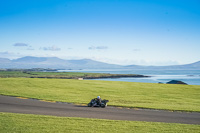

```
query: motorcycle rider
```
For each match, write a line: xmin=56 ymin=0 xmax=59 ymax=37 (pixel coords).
xmin=96 ymin=96 xmax=102 ymax=106
xmin=88 ymin=96 xmax=108 ymax=107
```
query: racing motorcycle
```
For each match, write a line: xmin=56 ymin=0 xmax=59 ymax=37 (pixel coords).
xmin=88 ymin=99 xmax=109 ymax=108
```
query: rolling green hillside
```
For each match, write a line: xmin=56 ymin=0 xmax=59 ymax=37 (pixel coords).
xmin=0 ymin=78 xmax=199 ymax=112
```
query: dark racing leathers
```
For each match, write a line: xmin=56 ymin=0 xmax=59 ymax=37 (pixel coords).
xmin=94 ymin=98 xmax=102 ymax=106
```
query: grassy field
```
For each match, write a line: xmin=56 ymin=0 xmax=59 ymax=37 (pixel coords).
xmin=0 ymin=78 xmax=199 ymax=112
xmin=0 ymin=71 xmax=144 ymax=79
xmin=0 ymin=112 xmax=199 ymax=133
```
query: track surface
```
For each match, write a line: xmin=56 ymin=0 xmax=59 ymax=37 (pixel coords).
xmin=0 ymin=95 xmax=199 ymax=124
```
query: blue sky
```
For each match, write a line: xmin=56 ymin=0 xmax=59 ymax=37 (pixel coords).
xmin=0 ymin=0 xmax=200 ymax=66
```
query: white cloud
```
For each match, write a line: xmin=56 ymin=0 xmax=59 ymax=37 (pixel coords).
xmin=26 ymin=46 xmax=34 ymax=50
xmin=40 ymin=45 xmax=61 ymax=51
xmin=13 ymin=43 xmax=29 ymax=47
xmin=88 ymin=46 xmax=108 ymax=50
xmin=132 ymin=49 xmax=141 ymax=52
xmin=27 ymin=48 xmax=35 ymax=50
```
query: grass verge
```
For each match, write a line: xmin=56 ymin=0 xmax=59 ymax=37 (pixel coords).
xmin=0 ymin=112 xmax=199 ymax=133
xmin=0 ymin=78 xmax=199 ymax=112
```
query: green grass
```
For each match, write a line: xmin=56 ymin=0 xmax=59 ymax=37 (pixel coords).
xmin=0 ymin=71 xmax=106 ymax=78
xmin=0 ymin=71 xmax=141 ymax=79
xmin=0 ymin=78 xmax=200 ymax=112
xmin=0 ymin=112 xmax=199 ymax=133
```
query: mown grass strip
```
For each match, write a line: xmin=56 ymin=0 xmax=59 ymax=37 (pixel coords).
xmin=0 ymin=78 xmax=199 ymax=112
xmin=0 ymin=112 xmax=199 ymax=133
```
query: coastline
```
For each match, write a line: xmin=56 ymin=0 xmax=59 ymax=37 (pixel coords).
xmin=0 ymin=70 xmax=150 ymax=79
xmin=28 ymin=74 xmax=150 ymax=79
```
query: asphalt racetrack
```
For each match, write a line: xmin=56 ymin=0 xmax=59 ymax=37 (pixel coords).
xmin=0 ymin=95 xmax=199 ymax=124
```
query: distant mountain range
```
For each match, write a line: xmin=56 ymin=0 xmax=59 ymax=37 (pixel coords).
xmin=0 ymin=56 xmax=200 ymax=70
xmin=0 ymin=56 xmax=122 ymax=69
xmin=125 ymin=61 xmax=200 ymax=70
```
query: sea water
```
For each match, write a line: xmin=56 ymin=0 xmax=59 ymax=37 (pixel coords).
xmin=59 ymin=69 xmax=200 ymax=85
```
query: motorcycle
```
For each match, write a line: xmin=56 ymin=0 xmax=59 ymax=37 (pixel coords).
xmin=88 ymin=99 xmax=109 ymax=108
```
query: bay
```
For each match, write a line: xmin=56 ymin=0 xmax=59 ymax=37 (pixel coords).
xmin=58 ymin=69 xmax=200 ymax=85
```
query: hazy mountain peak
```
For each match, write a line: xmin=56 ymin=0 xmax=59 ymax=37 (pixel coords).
xmin=190 ymin=61 xmax=200 ymax=66
xmin=0 ymin=58 xmax=11 ymax=63
xmin=13 ymin=56 xmax=47 ymax=63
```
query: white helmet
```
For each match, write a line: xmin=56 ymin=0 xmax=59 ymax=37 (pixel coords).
xmin=97 ymin=96 xmax=100 ymax=99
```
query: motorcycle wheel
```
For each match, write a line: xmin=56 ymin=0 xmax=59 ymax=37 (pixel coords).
xmin=101 ymin=103 xmax=106 ymax=108
xmin=88 ymin=103 xmax=92 ymax=107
